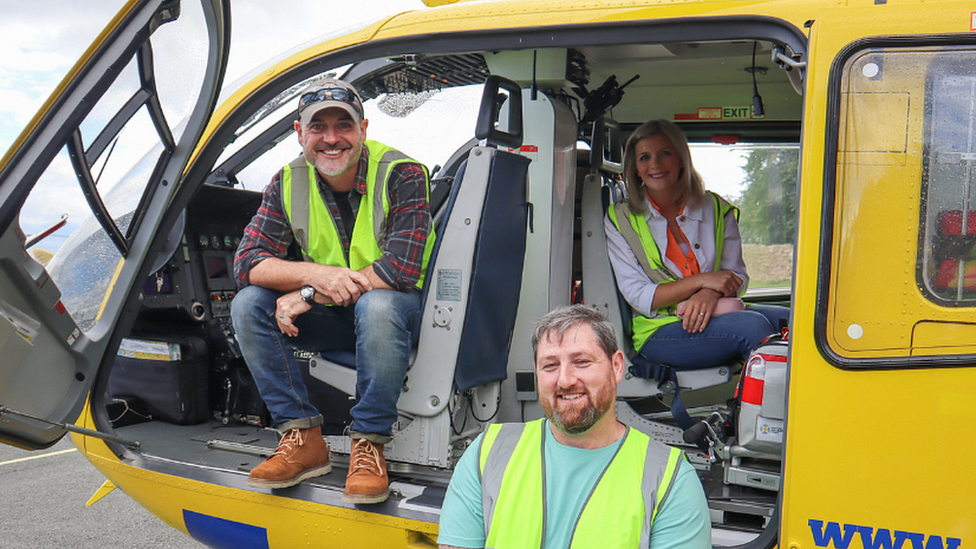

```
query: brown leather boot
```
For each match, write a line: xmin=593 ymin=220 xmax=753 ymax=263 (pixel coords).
xmin=247 ymin=426 xmax=331 ymax=489
xmin=342 ymin=438 xmax=389 ymax=504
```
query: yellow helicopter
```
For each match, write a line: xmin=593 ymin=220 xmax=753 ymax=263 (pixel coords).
xmin=1 ymin=0 xmax=974 ymax=547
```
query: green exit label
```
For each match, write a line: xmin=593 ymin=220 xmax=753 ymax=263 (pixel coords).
xmin=722 ymin=106 xmax=754 ymax=119
xmin=675 ymin=106 xmax=756 ymax=120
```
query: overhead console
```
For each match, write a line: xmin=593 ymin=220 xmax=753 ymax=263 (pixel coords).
xmin=484 ymin=49 xmax=587 ymax=91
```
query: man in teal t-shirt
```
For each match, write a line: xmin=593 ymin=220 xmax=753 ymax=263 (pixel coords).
xmin=437 ymin=305 xmax=711 ymax=549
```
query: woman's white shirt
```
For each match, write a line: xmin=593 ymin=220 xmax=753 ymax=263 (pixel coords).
xmin=604 ymin=193 xmax=749 ymax=317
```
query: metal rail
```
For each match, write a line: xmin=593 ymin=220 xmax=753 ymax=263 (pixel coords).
xmin=0 ymin=405 xmax=140 ymax=450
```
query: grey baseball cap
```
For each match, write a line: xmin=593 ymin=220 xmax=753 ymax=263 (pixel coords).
xmin=297 ymin=77 xmax=364 ymax=126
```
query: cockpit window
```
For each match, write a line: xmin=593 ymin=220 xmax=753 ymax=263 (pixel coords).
xmin=43 ymin=0 xmax=213 ymax=332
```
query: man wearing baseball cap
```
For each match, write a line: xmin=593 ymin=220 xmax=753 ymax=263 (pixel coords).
xmin=232 ymin=77 xmax=436 ymax=504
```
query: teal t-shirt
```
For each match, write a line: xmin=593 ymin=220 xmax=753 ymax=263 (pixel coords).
xmin=437 ymin=420 xmax=711 ymax=548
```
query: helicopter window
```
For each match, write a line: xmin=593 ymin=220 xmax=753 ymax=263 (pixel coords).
xmin=232 ymin=128 xmax=302 ymax=191
xmin=364 ymin=84 xmax=483 ymax=170
xmin=825 ymin=45 xmax=976 ymax=364
xmin=212 ymin=74 xmax=328 ymax=181
xmin=918 ymin=52 xmax=976 ymax=307
xmin=691 ymin=142 xmax=797 ymax=297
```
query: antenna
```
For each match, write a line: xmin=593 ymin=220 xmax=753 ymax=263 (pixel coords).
xmin=751 ymin=42 xmax=765 ymax=118
xmin=531 ymin=50 xmax=538 ymax=100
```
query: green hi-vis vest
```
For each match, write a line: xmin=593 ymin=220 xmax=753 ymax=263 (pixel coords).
xmin=478 ymin=419 xmax=683 ymax=549
xmin=608 ymin=191 xmax=738 ymax=351
xmin=281 ymin=140 xmax=436 ymax=289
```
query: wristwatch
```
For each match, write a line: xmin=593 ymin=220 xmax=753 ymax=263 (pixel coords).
xmin=300 ymin=285 xmax=316 ymax=304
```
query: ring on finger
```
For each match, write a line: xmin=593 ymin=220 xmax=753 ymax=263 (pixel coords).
xmin=698 ymin=312 xmax=706 ymax=317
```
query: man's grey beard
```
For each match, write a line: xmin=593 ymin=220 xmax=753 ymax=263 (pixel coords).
xmin=310 ymin=156 xmax=355 ymax=177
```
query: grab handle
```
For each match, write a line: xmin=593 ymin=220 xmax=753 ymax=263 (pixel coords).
xmin=475 ymin=75 xmax=523 ymax=149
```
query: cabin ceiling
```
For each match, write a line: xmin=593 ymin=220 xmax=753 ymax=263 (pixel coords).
xmin=350 ymin=39 xmax=801 ymax=139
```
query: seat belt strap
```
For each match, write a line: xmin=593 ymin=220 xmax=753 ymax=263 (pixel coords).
xmin=612 ymin=203 xmax=679 ymax=284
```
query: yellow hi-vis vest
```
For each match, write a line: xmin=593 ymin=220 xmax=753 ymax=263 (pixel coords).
xmin=281 ymin=140 xmax=436 ymax=289
xmin=607 ymin=191 xmax=738 ymax=351
xmin=478 ymin=419 xmax=684 ymax=549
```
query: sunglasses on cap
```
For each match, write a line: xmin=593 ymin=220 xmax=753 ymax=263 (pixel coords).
xmin=298 ymin=86 xmax=363 ymax=116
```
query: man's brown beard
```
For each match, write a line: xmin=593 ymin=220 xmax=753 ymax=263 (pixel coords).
xmin=543 ymin=383 xmax=614 ymax=436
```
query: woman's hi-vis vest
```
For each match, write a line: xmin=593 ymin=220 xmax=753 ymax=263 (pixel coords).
xmin=608 ymin=191 xmax=738 ymax=351
xmin=478 ymin=419 xmax=683 ymax=549
xmin=281 ymin=140 xmax=436 ymax=289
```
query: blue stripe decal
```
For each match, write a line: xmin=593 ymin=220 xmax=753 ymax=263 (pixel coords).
xmin=183 ymin=510 xmax=270 ymax=549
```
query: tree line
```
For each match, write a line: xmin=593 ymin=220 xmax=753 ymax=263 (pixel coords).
xmin=731 ymin=147 xmax=799 ymax=246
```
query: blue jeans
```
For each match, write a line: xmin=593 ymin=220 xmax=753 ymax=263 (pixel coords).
xmin=231 ymin=285 xmax=421 ymax=440
xmin=636 ymin=304 xmax=790 ymax=370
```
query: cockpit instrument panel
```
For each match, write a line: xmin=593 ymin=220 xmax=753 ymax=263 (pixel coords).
xmin=141 ymin=184 xmax=261 ymax=321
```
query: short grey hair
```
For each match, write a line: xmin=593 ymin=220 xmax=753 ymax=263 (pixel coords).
xmin=531 ymin=305 xmax=619 ymax=362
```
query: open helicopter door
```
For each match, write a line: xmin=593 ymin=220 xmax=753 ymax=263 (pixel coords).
xmin=784 ymin=3 xmax=976 ymax=547
xmin=0 ymin=0 xmax=230 ymax=450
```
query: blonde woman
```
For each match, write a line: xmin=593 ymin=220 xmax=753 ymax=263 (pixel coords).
xmin=604 ymin=119 xmax=788 ymax=372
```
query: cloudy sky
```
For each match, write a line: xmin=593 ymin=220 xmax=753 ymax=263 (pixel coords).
xmin=0 ymin=1 xmax=432 ymax=155
xmin=0 ymin=0 xmax=427 ymax=249
xmin=0 ymin=2 xmax=124 ymax=157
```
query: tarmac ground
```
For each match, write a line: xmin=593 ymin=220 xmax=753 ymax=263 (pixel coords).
xmin=0 ymin=437 xmax=206 ymax=549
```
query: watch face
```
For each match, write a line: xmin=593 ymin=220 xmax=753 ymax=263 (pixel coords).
xmin=301 ymin=285 xmax=314 ymax=302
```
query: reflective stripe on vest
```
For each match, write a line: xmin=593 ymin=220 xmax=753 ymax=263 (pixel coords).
xmin=478 ymin=419 xmax=683 ymax=549
xmin=281 ymin=140 xmax=436 ymax=288
xmin=608 ymin=191 xmax=738 ymax=350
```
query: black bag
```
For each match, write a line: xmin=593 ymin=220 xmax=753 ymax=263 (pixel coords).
xmin=108 ymin=334 xmax=210 ymax=425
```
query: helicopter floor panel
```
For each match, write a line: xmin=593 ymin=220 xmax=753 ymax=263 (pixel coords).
xmin=118 ymin=420 xmax=274 ymax=474
xmin=111 ymin=419 xmax=449 ymax=523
